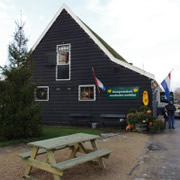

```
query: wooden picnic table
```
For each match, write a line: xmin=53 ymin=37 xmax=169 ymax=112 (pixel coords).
xmin=18 ymin=133 xmax=111 ymax=180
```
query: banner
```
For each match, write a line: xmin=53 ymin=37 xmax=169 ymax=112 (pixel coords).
xmin=107 ymin=87 xmax=139 ymax=99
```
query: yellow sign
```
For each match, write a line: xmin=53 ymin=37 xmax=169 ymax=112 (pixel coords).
xmin=143 ymin=91 xmax=149 ymax=106
xmin=107 ymin=89 xmax=112 ymax=93
xmin=133 ymin=88 xmax=138 ymax=93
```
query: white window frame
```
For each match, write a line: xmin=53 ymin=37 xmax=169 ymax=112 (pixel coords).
xmin=78 ymin=85 xmax=96 ymax=101
xmin=56 ymin=43 xmax=71 ymax=81
xmin=35 ymin=86 xmax=49 ymax=101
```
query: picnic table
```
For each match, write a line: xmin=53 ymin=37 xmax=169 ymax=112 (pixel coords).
xmin=18 ymin=133 xmax=111 ymax=180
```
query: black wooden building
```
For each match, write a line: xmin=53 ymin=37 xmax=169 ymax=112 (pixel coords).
xmin=32 ymin=4 xmax=158 ymax=127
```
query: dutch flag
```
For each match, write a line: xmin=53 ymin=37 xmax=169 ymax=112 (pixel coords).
xmin=161 ymin=72 xmax=171 ymax=102
xmin=92 ymin=67 xmax=106 ymax=92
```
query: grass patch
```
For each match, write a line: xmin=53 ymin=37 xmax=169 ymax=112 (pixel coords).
xmin=0 ymin=126 xmax=104 ymax=147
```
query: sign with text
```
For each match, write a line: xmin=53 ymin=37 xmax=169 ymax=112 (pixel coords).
xmin=107 ymin=87 xmax=139 ymax=99
xmin=160 ymin=92 xmax=174 ymax=103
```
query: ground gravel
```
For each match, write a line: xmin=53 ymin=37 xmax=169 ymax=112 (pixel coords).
xmin=0 ymin=132 xmax=148 ymax=180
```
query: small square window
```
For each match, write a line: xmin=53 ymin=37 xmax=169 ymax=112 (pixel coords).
xmin=79 ymin=85 xmax=96 ymax=101
xmin=35 ymin=86 xmax=49 ymax=101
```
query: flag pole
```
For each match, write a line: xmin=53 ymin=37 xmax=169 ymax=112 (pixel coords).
xmin=170 ymin=69 xmax=174 ymax=92
xmin=169 ymin=69 xmax=174 ymax=74
xmin=91 ymin=67 xmax=100 ymax=94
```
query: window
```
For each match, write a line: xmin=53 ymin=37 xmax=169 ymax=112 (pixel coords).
xmin=79 ymin=85 xmax=96 ymax=101
xmin=56 ymin=44 xmax=71 ymax=80
xmin=35 ymin=86 xmax=49 ymax=101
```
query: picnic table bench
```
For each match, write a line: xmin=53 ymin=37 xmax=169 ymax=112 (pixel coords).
xmin=18 ymin=133 xmax=111 ymax=180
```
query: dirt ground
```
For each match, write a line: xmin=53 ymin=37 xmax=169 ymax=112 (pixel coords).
xmin=0 ymin=132 xmax=148 ymax=180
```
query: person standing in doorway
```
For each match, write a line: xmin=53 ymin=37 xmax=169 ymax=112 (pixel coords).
xmin=165 ymin=100 xmax=176 ymax=129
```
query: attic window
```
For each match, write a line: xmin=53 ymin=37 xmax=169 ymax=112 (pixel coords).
xmin=56 ymin=44 xmax=71 ymax=80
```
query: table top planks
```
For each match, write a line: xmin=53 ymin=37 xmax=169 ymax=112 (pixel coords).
xmin=28 ymin=133 xmax=99 ymax=150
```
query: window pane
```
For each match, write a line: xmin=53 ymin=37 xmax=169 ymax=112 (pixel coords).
xmin=36 ymin=88 xmax=48 ymax=100
xmin=57 ymin=45 xmax=69 ymax=52
xmin=57 ymin=52 xmax=69 ymax=64
xmin=81 ymin=87 xmax=85 ymax=99
xmin=57 ymin=65 xmax=69 ymax=79
xmin=89 ymin=87 xmax=94 ymax=99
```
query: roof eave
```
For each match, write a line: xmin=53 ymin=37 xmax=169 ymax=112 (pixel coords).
xmin=112 ymin=57 xmax=155 ymax=80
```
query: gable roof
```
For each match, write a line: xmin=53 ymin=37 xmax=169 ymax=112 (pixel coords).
xmin=32 ymin=3 xmax=155 ymax=80
xmin=81 ymin=21 xmax=127 ymax=62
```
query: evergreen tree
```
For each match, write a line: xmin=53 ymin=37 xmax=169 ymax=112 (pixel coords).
xmin=0 ymin=21 xmax=42 ymax=140
xmin=8 ymin=22 xmax=28 ymax=67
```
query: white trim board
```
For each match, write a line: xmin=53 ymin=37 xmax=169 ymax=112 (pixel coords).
xmin=31 ymin=3 xmax=155 ymax=80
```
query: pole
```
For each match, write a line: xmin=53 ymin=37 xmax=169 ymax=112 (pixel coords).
xmin=170 ymin=68 xmax=174 ymax=92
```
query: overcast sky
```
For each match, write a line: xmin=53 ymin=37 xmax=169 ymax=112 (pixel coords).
xmin=0 ymin=0 xmax=180 ymax=90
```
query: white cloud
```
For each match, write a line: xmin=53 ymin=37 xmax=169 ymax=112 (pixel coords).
xmin=0 ymin=1 xmax=7 ymax=9
xmin=86 ymin=0 xmax=105 ymax=13
xmin=39 ymin=15 xmax=45 ymax=21
xmin=84 ymin=0 xmax=180 ymax=90
xmin=0 ymin=3 xmax=13 ymax=66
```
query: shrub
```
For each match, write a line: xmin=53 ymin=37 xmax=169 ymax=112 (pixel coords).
xmin=139 ymin=105 xmax=150 ymax=112
xmin=128 ymin=108 xmax=137 ymax=114
xmin=152 ymin=119 xmax=165 ymax=131
xmin=146 ymin=115 xmax=156 ymax=123
xmin=127 ymin=106 xmax=165 ymax=132
xmin=126 ymin=112 xmax=146 ymax=128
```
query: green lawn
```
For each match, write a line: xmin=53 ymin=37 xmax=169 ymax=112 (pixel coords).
xmin=0 ymin=126 xmax=104 ymax=147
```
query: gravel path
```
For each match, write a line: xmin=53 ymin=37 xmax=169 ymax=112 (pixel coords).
xmin=0 ymin=132 xmax=148 ymax=180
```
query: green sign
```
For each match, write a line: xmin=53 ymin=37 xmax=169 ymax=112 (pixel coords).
xmin=107 ymin=87 xmax=139 ymax=99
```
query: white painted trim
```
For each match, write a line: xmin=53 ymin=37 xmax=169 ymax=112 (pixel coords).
xmin=56 ymin=43 xmax=71 ymax=81
xmin=35 ymin=86 xmax=49 ymax=101
xmin=112 ymin=57 xmax=155 ymax=79
xmin=31 ymin=3 xmax=155 ymax=80
xmin=78 ymin=85 xmax=96 ymax=101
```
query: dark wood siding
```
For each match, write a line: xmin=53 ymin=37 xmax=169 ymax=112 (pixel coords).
xmin=32 ymin=9 xmax=152 ymax=126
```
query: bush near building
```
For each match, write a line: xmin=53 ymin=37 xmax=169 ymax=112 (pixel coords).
xmin=126 ymin=106 xmax=165 ymax=132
